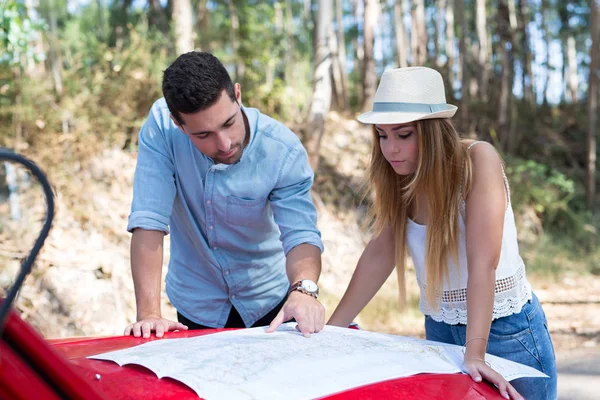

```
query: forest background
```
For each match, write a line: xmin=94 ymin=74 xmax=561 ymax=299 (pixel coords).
xmin=1 ymin=1 xmax=599 ymax=397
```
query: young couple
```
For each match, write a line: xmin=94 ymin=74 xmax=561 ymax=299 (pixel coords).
xmin=125 ymin=52 xmax=556 ymax=400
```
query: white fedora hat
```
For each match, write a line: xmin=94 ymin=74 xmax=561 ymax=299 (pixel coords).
xmin=357 ymin=67 xmax=457 ymax=125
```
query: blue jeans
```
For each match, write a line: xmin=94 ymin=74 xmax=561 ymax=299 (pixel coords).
xmin=425 ymin=293 xmax=557 ymax=400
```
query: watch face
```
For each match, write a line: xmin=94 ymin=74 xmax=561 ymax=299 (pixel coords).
xmin=302 ymin=280 xmax=318 ymax=292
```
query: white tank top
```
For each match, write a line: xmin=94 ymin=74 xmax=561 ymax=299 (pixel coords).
xmin=406 ymin=141 xmax=532 ymax=324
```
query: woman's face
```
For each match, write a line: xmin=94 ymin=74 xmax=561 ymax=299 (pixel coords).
xmin=375 ymin=122 xmax=419 ymax=175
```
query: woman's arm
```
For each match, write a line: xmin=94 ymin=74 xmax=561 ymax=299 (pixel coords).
xmin=327 ymin=223 xmax=396 ymax=327
xmin=464 ymin=143 xmax=521 ymax=399
xmin=465 ymin=143 xmax=506 ymax=359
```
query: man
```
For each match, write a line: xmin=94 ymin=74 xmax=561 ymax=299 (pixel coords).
xmin=124 ymin=52 xmax=324 ymax=339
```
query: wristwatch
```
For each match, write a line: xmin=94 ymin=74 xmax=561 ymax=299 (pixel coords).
xmin=289 ymin=279 xmax=319 ymax=299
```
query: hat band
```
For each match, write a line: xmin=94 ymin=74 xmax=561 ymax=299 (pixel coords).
xmin=372 ymin=102 xmax=451 ymax=113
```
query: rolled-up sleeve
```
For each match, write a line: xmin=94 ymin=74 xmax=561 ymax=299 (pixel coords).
xmin=127 ymin=107 xmax=176 ymax=234
xmin=269 ymin=143 xmax=324 ymax=255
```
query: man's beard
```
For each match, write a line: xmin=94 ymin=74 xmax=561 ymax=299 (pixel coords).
xmin=215 ymin=143 xmax=244 ymax=164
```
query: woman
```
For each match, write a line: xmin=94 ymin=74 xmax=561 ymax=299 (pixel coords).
xmin=328 ymin=67 xmax=557 ymax=400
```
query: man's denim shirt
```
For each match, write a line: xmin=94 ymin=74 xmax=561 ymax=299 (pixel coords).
xmin=127 ymin=98 xmax=323 ymax=328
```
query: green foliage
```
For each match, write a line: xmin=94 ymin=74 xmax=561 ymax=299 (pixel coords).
xmin=520 ymin=232 xmax=600 ymax=278
xmin=58 ymin=15 xmax=169 ymax=141
xmin=207 ymin=0 xmax=314 ymax=122
xmin=0 ymin=5 xmax=170 ymax=148
xmin=506 ymin=157 xmax=597 ymax=251
xmin=1 ymin=0 xmax=47 ymax=148
xmin=507 ymin=158 xmax=575 ymax=216
xmin=0 ymin=0 xmax=46 ymax=67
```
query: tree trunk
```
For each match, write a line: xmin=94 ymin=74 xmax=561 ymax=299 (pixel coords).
xmin=415 ymin=0 xmax=427 ymax=65
xmin=330 ymin=26 xmax=345 ymax=111
xmin=456 ymin=0 xmax=469 ymax=133
xmin=468 ymin=37 xmax=479 ymax=99
xmin=559 ymin=5 xmax=569 ymax=104
xmin=284 ymin=0 xmax=295 ymax=81
xmin=173 ymin=0 xmax=193 ymax=55
xmin=274 ymin=1 xmax=283 ymax=34
xmin=498 ymin=42 xmax=511 ymax=149
xmin=433 ymin=4 xmax=439 ymax=65
xmin=383 ymin=9 xmax=395 ymax=67
xmin=47 ymin=0 xmax=63 ymax=97
xmin=567 ymin=36 xmax=578 ymax=103
xmin=284 ymin=0 xmax=301 ymax=121
xmin=303 ymin=0 xmax=311 ymax=20
xmin=196 ymin=0 xmax=211 ymax=52
xmin=305 ymin=0 xmax=333 ymax=171
xmin=497 ymin=0 xmax=516 ymax=152
xmin=148 ymin=0 xmax=170 ymax=36
xmin=109 ymin=0 xmax=132 ymax=48
xmin=561 ymin=38 xmax=568 ymax=103
xmin=46 ymin=0 xmax=69 ymax=135
xmin=507 ymin=0 xmax=518 ymax=31
xmin=24 ymin=0 xmax=43 ymax=76
xmin=97 ymin=0 xmax=106 ymax=40
xmin=351 ymin=0 xmax=363 ymax=86
xmin=445 ymin=0 xmax=455 ymax=91
xmin=518 ymin=0 xmax=535 ymax=105
xmin=409 ymin=0 xmax=426 ymax=66
xmin=587 ymin=0 xmax=599 ymax=209
xmin=394 ymin=0 xmax=408 ymax=68
xmin=410 ymin=2 xmax=418 ymax=66
xmin=362 ymin=0 xmax=378 ymax=111
xmin=333 ymin=0 xmax=349 ymax=109
xmin=541 ymin=0 xmax=550 ymax=105
xmin=436 ymin=0 xmax=446 ymax=68
xmin=476 ymin=0 xmax=490 ymax=101
xmin=227 ymin=0 xmax=245 ymax=82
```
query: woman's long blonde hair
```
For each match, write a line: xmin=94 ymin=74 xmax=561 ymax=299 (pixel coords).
xmin=365 ymin=118 xmax=474 ymax=310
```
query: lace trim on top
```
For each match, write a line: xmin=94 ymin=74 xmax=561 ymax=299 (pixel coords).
xmin=418 ymin=263 xmax=532 ymax=325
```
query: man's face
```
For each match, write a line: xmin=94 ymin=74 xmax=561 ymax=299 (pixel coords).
xmin=172 ymin=84 xmax=246 ymax=165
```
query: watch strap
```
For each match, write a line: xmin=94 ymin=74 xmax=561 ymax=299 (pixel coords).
xmin=288 ymin=280 xmax=319 ymax=299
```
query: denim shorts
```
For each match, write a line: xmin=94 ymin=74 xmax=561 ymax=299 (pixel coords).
xmin=424 ymin=293 xmax=557 ymax=400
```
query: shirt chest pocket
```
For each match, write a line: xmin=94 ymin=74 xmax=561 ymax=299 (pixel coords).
xmin=227 ymin=196 xmax=269 ymax=227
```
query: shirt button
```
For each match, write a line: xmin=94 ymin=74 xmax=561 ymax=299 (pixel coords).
xmin=206 ymin=200 xmax=211 ymax=204
xmin=224 ymin=270 xmax=230 ymax=276
xmin=213 ymin=246 xmax=217 ymax=250
xmin=230 ymin=294 xmax=236 ymax=299
xmin=209 ymin=225 xmax=214 ymax=230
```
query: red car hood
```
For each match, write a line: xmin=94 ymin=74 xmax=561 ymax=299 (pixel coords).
xmin=1 ymin=310 xmax=503 ymax=399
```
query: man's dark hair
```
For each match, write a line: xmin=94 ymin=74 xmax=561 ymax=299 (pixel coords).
xmin=162 ymin=52 xmax=236 ymax=125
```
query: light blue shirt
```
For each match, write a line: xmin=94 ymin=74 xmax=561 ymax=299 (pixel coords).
xmin=127 ymin=98 xmax=323 ymax=328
